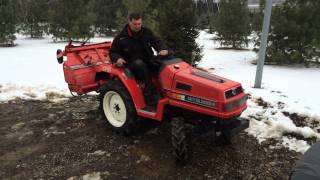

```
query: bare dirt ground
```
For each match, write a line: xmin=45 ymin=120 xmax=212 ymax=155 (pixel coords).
xmin=0 ymin=95 xmax=302 ymax=179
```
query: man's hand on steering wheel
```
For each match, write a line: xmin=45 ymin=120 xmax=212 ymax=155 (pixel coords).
xmin=150 ymin=50 xmax=171 ymax=66
xmin=158 ymin=50 xmax=169 ymax=56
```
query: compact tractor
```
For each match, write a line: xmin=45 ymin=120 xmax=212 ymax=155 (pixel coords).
xmin=57 ymin=41 xmax=249 ymax=164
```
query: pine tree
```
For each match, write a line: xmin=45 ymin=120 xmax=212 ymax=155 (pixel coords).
xmin=195 ymin=0 xmax=211 ymax=29
xmin=257 ymin=0 xmax=320 ymax=65
xmin=115 ymin=0 xmax=159 ymax=33
xmin=0 ymin=0 xmax=17 ymax=46
xmin=158 ymin=0 xmax=202 ymax=65
xmin=195 ymin=0 xmax=219 ymax=30
xmin=250 ymin=0 xmax=264 ymax=33
xmin=48 ymin=0 xmax=96 ymax=41
xmin=20 ymin=0 xmax=48 ymax=38
xmin=143 ymin=0 xmax=159 ymax=34
xmin=213 ymin=0 xmax=251 ymax=49
xmin=94 ymin=0 xmax=122 ymax=36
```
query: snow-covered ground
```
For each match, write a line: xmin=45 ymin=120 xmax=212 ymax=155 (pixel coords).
xmin=0 ymin=35 xmax=112 ymax=102
xmin=1 ymin=31 xmax=319 ymax=153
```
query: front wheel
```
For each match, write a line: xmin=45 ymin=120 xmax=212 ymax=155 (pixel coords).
xmin=99 ymin=80 xmax=136 ymax=135
xmin=171 ymin=117 xmax=191 ymax=165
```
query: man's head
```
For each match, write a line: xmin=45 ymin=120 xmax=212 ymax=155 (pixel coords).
xmin=128 ymin=13 xmax=142 ymax=32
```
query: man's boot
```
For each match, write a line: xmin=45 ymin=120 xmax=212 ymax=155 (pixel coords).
xmin=143 ymin=85 xmax=159 ymax=111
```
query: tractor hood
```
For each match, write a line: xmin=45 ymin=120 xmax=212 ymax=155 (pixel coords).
xmin=159 ymin=59 xmax=246 ymax=113
xmin=172 ymin=67 xmax=242 ymax=101
xmin=159 ymin=59 xmax=244 ymax=101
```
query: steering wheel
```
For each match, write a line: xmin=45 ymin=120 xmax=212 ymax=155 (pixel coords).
xmin=150 ymin=52 xmax=174 ymax=66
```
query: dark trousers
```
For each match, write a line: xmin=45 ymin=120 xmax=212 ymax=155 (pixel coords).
xmin=127 ymin=59 xmax=157 ymax=106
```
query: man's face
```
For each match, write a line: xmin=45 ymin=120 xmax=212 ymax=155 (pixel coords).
xmin=128 ymin=18 xmax=142 ymax=32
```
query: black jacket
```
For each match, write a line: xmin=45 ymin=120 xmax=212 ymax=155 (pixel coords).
xmin=110 ymin=25 xmax=165 ymax=63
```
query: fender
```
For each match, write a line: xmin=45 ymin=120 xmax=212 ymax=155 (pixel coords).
xmin=110 ymin=67 xmax=146 ymax=110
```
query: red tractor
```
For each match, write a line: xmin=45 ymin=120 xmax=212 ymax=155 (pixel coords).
xmin=57 ymin=41 xmax=249 ymax=164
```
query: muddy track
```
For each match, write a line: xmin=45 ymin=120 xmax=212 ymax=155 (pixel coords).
xmin=0 ymin=96 xmax=301 ymax=179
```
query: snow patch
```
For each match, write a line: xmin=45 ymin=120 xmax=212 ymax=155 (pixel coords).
xmin=87 ymin=150 xmax=107 ymax=156
xmin=68 ymin=172 xmax=102 ymax=180
xmin=244 ymin=96 xmax=320 ymax=153
xmin=0 ymin=83 xmax=70 ymax=102
xmin=282 ymin=137 xmax=310 ymax=153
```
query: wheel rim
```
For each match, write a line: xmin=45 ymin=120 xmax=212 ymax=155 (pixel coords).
xmin=103 ymin=91 xmax=127 ymax=127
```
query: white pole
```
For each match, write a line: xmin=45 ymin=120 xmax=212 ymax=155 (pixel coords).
xmin=254 ymin=0 xmax=273 ymax=88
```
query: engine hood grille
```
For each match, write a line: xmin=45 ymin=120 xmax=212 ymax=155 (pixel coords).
xmin=191 ymin=70 xmax=225 ymax=83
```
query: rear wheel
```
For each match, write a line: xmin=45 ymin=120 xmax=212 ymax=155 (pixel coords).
xmin=171 ymin=117 xmax=191 ymax=165
xmin=99 ymin=80 xmax=136 ymax=135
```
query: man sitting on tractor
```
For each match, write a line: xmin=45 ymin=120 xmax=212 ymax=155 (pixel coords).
xmin=109 ymin=13 xmax=169 ymax=109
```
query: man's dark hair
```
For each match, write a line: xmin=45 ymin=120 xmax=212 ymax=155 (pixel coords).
xmin=128 ymin=13 xmax=141 ymax=21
